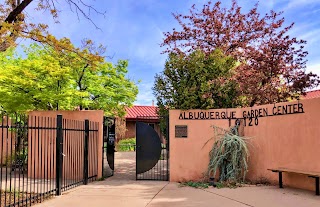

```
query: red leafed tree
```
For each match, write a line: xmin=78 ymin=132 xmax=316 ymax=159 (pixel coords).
xmin=161 ymin=0 xmax=319 ymax=106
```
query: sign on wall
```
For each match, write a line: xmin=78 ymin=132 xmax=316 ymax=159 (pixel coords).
xmin=178 ymin=102 xmax=305 ymax=126
xmin=175 ymin=125 xmax=188 ymax=138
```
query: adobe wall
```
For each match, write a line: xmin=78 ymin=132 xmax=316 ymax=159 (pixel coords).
xmin=0 ymin=116 xmax=15 ymax=165
xmin=122 ymin=121 xmax=162 ymax=141
xmin=28 ymin=110 xmax=104 ymax=179
xmin=125 ymin=121 xmax=136 ymax=139
xmin=169 ymin=98 xmax=320 ymax=191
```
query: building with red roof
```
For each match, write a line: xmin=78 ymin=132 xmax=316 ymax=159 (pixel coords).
xmin=125 ymin=105 xmax=159 ymax=120
xmin=119 ymin=105 xmax=160 ymax=139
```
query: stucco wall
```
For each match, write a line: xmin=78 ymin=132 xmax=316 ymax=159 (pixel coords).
xmin=121 ymin=120 xmax=162 ymax=140
xmin=28 ymin=110 xmax=104 ymax=179
xmin=125 ymin=121 xmax=136 ymax=139
xmin=169 ymin=98 xmax=320 ymax=191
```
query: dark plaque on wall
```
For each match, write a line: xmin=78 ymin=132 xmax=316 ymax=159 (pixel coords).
xmin=175 ymin=125 xmax=188 ymax=138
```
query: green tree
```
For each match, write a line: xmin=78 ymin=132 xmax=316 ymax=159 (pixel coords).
xmin=0 ymin=44 xmax=138 ymax=116
xmin=153 ymin=49 xmax=240 ymax=115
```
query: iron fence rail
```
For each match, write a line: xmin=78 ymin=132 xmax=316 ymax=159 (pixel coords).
xmin=102 ymin=117 xmax=115 ymax=179
xmin=0 ymin=113 xmax=99 ymax=207
xmin=136 ymin=116 xmax=169 ymax=181
xmin=136 ymin=145 xmax=169 ymax=181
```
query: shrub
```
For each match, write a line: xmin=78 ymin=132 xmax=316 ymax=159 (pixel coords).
xmin=206 ymin=125 xmax=250 ymax=183
xmin=5 ymin=148 xmax=28 ymax=167
xmin=116 ymin=138 xmax=136 ymax=151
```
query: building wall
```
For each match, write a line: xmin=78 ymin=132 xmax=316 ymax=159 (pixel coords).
xmin=28 ymin=110 xmax=104 ymax=179
xmin=120 ymin=120 xmax=162 ymax=141
xmin=125 ymin=121 xmax=136 ymax=139
xmin=169 ymin=98 xmax=320 ymax=191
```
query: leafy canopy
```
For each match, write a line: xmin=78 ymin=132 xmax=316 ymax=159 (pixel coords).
xmin=161 ymin=0 xmax=319 ymax=106
xmin=0 ymin=44 xmax=138 ymax=116
xmin=153 ymin=49 xmax=240 ymax=114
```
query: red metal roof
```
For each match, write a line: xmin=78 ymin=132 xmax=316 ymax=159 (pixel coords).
xmin=303 ymin=90 xmax=320 ymax=99
xmin=125 ymin=106 xmax=159 ymax=119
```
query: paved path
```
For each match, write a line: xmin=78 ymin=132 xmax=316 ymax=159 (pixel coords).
xmin=35 ymin=152 xmax=320 ymax=207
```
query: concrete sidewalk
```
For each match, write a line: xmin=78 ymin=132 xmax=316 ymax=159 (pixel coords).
xmin=34 ymin=181 xmax=320 ymax=207
xmin=34 ymin=152 xmax=320 ymax=207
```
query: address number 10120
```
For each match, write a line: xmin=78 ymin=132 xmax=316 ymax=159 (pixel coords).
xmin=235 ymin=117 xmax=259 ymax=126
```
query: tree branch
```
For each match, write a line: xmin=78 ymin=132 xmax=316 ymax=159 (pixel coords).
xmin=65 ymin=0 xmax=105 ymax=30
xmin=92 ymin=95 xmax=100 ymax=101
xmin=16 ymin=86 xmax=42 ymax=106
xmin=77 ymin=63 xmax=89 ymax=91
xmin=20 ymin=30 xmax=101 ymax=65
xmin=3 ymin=0 xmax=32 ymax=24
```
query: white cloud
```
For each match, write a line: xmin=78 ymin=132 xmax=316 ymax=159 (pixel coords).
xmin=312 ymin=8 xmax=320 ymax=14
xmin=134 ymin=82 xmax=155 ymax=106
xmin=306 ymin=63 xmax=320 ymax=76
xmin=283 ymin=0 xmax=320 ymax=11
xmin=264 ymin=1 xmax=275 ymax=8
xmin=299 ymin=29 xmax=320 ymax=45
xmin=123 ymin=22 xmax=167 ymax=68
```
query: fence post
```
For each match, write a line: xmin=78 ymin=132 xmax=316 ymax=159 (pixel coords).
xmin=56 ymin=115 xmax=63 ymax=196
xmin=83 ymin=119 xmax=89 ymax=185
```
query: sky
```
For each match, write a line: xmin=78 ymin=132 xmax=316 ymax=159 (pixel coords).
xmin=23 ymin=0 xmax=320 ymax=106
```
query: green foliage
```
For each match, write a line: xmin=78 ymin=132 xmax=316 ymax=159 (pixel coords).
xmin=0 ymin=44 xmax=138 ymax=116
xmin=214 ymin=181 xmax=246 ymax=189
xmin=206 ymin=125 xmax=250 ymax=183
xmin=180 ymin=181 xmax=209 ymax=189
xmin=116 ymin=138 xmax=136 ymax=151
xmin=214 ymin=182 xmax=225 ymax=189
xmin=97 ymin=176 xmax=108 ymax=181
xmin=5 ymin=155 xmax=25 ymax=168
xmin=5 ymin=147 xmax=28 ymax=167
xmin=153 ymin=49 xmax=241 ymax=117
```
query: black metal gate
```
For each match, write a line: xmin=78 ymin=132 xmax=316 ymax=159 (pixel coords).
xmin=136 ymin=116 xmax=169 ymax=181
xmin=102 ymin=117 xmax=115 ymax=178
xmin=0 ymin=113 xmax=99 ymax=207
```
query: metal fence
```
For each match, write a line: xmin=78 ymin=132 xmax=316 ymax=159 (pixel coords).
xmin=0 ymin=113 xmax=99 ymax=207
xmin=102 ymin=117 xmax=114 ymax=178
xmin=136 ymin=116 xmax=169 ymax=181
